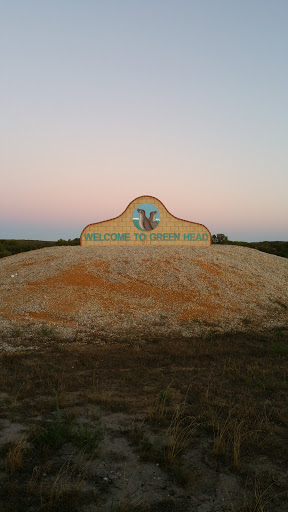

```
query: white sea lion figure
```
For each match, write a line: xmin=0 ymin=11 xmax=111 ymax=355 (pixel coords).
xmin=149 ymin=211 xmax=158 ymax=229
xmin=137 ymin=208 xmax=153 ymax=231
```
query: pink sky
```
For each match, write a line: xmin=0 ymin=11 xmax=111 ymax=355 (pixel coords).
xmin=1 ymin=2 xmax=287 ymax=242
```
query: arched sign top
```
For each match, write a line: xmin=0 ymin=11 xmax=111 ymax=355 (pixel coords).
xmin=81 ymin=195 xmax=211 ymax=246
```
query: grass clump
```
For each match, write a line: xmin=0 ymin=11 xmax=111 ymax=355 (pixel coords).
xmin=148 ymin=386 xmax=173 ymax=424
xmin=34 ymin=421 xmax=70 ymax=448
xmin=72 ymin=423 xmax=104 ymax=450
xmin=243 ymin=375 xmax=265 ymax=388
xmin=163 ymin=409 xmax=197 ymax=465
xmin=5 ymin=438 xmax=28 ymax=473
xmin=33 ymin=389 xmax=103 ymax=451
xmin=34 ymin=417 xmax=103 ymax=452
xmin=36 ymin=326 xmax=54 ymax=338
xmin=267 ymin=343 xmax=288 ymax=357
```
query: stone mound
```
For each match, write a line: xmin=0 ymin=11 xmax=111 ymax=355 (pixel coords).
xmin=0 ymin=245 xmax=287 ymax=342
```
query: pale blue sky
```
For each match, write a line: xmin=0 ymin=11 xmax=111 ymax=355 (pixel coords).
xmin=1 ymin=1 xmax=287 ymax=241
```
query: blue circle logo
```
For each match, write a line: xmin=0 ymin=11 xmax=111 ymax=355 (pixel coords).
xmin=132 ymin=203 xmax=160 ymax=231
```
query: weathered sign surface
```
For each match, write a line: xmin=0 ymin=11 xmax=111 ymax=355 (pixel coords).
xmin=80 ymin=195 xmax=211 ymax=246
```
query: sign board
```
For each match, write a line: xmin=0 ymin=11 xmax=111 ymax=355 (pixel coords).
xmin=80 ymin=196 xmax=211 ymax=246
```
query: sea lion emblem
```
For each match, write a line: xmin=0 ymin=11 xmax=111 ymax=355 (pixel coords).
xmin=137 ymin=208 xmax=153 ymax=231
xmin=149 ymin=211 xmax=158 ymax=229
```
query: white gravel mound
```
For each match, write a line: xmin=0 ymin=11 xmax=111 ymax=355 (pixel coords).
xmin=0 ymin=245 xmax=287 ymax=344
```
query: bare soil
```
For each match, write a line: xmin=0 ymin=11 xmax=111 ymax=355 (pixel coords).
xmin=0 ymin=328 xmax=288 ymax=512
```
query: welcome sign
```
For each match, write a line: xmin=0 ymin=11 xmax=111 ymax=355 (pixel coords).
xmin=80 ymin=196 xmax=211 ymax=246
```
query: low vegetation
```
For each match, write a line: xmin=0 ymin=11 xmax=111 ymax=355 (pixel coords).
xmin=1 ymin=237 xmax=288 ymax=260
xmin=0 ymin=327 xmax=287 ymax=511
xmin=212 ymin=234 xmax=288 ymax=258
xmin=0 ymin=238 xmax=80 ymax=258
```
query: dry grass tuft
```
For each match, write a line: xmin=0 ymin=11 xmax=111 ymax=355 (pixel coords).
xmin=164 ymin=407 xmax=198 ymax=465
xmin=5 ymin=438 xmax=28 ymax=473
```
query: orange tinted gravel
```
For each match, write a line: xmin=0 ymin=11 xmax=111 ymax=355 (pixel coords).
xmin=0 ymin=245 xmax=287 ymax=342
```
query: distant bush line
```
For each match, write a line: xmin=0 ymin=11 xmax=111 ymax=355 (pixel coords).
xmin=0 ymin=238 xmax=80 ymax=258
xmin=0 ymin=237 xmax=287 ymax=259
xmin=212 ymin=233 xmax=288 ymax=258
xmin=226 ymin=240 xmax=288 ymax=258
